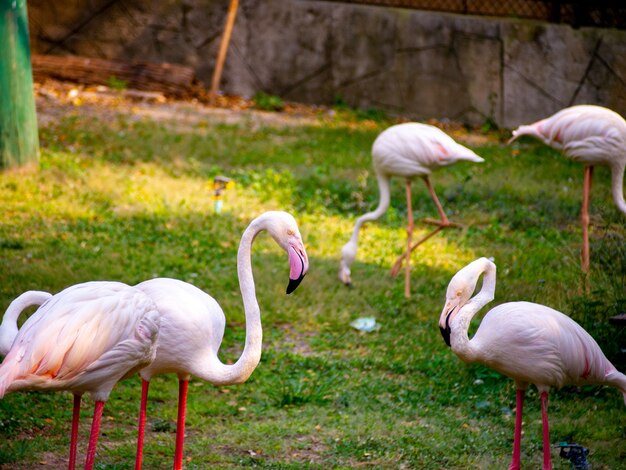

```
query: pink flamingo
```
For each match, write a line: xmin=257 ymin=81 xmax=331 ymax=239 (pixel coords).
xmin=132 ymin=211 xmax=309 ymax=470
xmin=0 ymin=282 xmax=160 ymax=470
xmin=339 ymin=122 xmax=484 ymax=297
xmin=0 ymin=290 xmax=52 ymax=355
xmin=439 ymin=257 xmax=626 ymax=470
xmin=509 ymin=105 xmax=626 ymax=272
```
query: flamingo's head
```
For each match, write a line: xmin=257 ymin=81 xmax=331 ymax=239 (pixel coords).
xmin=339 ymin=240 xmax=357 ymax=286
xmin=439 ymin=258 xmax=494 ymax=346
xmin=262 ymin=211 xmax=309 ymax=294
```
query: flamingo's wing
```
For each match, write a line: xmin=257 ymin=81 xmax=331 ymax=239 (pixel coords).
xmin=0 ymin=282 xmax=159 ymax=397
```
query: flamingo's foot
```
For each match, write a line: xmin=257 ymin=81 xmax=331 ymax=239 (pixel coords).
xmin=422 ymin=218 xmax=463 ymax=228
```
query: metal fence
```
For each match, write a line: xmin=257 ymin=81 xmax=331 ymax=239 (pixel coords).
xmin=322 ymin=1 xmax=626 ymax=29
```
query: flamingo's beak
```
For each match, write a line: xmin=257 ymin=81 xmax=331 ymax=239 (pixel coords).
xmin=439 ymin=305 xmax=456 ymax=347
xmin=287 ymin=242 xmax=309 ymax=294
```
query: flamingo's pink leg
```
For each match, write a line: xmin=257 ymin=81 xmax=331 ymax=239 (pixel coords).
xmin=405 ymin=179 xmax=413 ymax=298
xmin=135 ymin=379 xmax=150 ymax=470
xmin=508 ymin=389 xmax=524 ymax=470
xmin=173 ymin=379 xmax=189 ymax=470
xmin=581 ymin=166 xmax=593 ymax=273
xmin=540 ymin=391 xmax=552 ymax=470
xmin=422 ymin=176 xmax=451 ymax=226
xmin=84 ymin=400 xmax=105 ymax=470
xmin=68 ymin=394 xmax=81 ymax=470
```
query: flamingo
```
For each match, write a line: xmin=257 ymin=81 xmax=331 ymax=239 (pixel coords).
xmin=438 ymin=257 xmax=626 ymax=470
xmin=0 ymin=281 xmax=160 ymax=470
xmin=0 ymin=290 xmax=52 ymax=355
xmin=339 ymin=122 xmax=484 ymax=297
xmin=509 ymin=105 xmax=626 ymax=272
xmin=132 ymin=211 xmax=309 ymax=470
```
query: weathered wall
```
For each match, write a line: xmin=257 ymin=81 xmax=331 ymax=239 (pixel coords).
xmin=27 ymin=0 xmax=626 ymax=127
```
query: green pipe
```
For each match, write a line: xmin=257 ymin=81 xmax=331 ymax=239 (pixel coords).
xmin=0 ymin=0 xmax=39 ymax=169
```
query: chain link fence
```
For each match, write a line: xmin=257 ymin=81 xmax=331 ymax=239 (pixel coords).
xmin=321 ymin=1 xmax=626 ymax=29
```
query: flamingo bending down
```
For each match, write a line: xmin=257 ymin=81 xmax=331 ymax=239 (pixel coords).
xmin=132 ymin=211 xmax=309 ymax=470
xmin=509 ymin=105 xmax=626 ymax=272
xmin=439 ymin=258 xmax=626 ymax=470
xmin=0 ymin=282 xmax=160 ymax=470
xmin=339 ymin=123 xmax=484 ymax=297
xmin=0 ymin=290 xmax=52 ymax=355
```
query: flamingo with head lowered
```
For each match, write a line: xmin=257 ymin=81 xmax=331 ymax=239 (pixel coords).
xmin=0 ymin=290 xmax=52 ymax=356
xmin=0 ymin=282 xmax=160 ymax=470
xmin=339 ymin=122 xmax=484 ymax=297
xmin=132 ymin=211 xmax=309 ymax=470
xmin=509 ymin=105 xmax=626 ymax=272
xmin=439 ymin=257 xmax=626 ymax=469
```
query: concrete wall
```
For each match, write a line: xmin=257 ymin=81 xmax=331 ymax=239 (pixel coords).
xmin=28 ymin=0 xmax=626 ymax=127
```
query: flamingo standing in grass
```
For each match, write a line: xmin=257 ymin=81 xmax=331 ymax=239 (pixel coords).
xmin=0 ymin=290 xmax=52 ymax=355
xmin=509 ymin=105 xmax=626 ymax=272
xmin=439 ymin=257 xmax=626 ymax=470
xmin=339 ymin=122 xmax=484 ymax=297
xmin=132 ymin=211 xmax=309 ymax=470
xmin=0 ymin=282 xmax=160 ymax=470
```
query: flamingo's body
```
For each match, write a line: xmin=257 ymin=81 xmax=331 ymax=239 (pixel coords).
xmin=339 ymin=123 xmax=483 ymax=296
xmin=0 ymin=282 xmax=160 ymax=470
xmin=509 ymin=105 xmax=626 ymax=272
xmin=133 ymin=211 xmax=309 ymax=470
xmin=439 ymin=258 xmax=626 ymax=470
xmin=0 ymin=290 xmax=52 ymax=355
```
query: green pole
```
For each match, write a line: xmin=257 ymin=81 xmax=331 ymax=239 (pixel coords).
xmin=0 ymin=0 xmax=39 ymax=169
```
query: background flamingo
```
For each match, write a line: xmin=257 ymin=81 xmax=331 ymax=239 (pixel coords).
xmin=0 ymin=282 xmax=160 ymax=470
xmin=0 ymin=290 xmax=52 ymax=355
xmin=132 ymin=211 xmax=309 ymax=470
xmin=509 ymin=105 xmax=626 ymax=272
xmin=339 ymin=122 xmax=484 ymax=297
xmin=439 ymin=257 xmax=626 ymax=470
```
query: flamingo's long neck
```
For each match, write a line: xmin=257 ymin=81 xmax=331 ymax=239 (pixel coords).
xmin=450 ymin=261 xmax=496 ymax=362
xmin=347 ymin=171 xmax=391 ymax=251
xmin=610 ymin=162 xmax=626 ymax=216
xmin=199 ymin=221 xmax=263 ymax=385
xmin=0 ymin=291 xmax=51 ymax=355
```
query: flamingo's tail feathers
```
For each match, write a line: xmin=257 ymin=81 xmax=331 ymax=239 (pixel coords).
xmin=605 ymin=369 xmax=626 ymax=405
xmin=458 ymin=152 xmax=484 ymax=163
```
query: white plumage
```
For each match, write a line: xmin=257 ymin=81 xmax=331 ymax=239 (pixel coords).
xmin=340 ymin=122 xmax=484 ymax=296
xmin=509 ymin=105 xmax=626 ymax=271
xmin=132 ymin=211 xmax=309 ymax=470
xmin=0 ymin=281 xmax=160 ymax=470
xmin=439 ymin=258 xmax=626 ymax=470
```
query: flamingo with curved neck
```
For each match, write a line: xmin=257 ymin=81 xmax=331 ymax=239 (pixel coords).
xmin=0 ymin=290 xmax=52 ymax=356
xmin=509 ymin=105 xmax=626 ymax=272
xmin=339 ymin=122 xmax=484 ymax=297
xmin=439 ymin=257 xmax=626 ymax=470
xmin=133 ymin=211 xmax=309 ymax=470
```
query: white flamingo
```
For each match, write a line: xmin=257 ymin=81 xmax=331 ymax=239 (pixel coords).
xmin=509 ymin=105 xmax=626 ymax=272
xmin=0 ymin=282 xmax=160 ymax=470
xmin=0 ymin=290 xmax=52 ymax=355
xmin=439 ymin=257 xmax=626 ymax=470
xmin=132 ymin=211 xmax=309 ymax=470
xmin=339 ymin=122 xmax=484 ymax=297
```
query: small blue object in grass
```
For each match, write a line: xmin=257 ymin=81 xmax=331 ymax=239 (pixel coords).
xmin=350 ymin=317 xmax=380 ymax=332
xmin=558 ymin=442 xmax=590 ymax=470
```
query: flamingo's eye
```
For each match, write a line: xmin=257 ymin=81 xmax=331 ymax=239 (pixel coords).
xmin=456 ymin=291 xmax=462 ymax=297
xmin=287 ymin=229 xmax=294 ymax=236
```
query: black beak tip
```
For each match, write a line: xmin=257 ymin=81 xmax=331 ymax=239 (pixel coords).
xmin=439 ymin=326 xmax=451 ymax=347
xmin=286 ymin=274 xmax=306 ymax=295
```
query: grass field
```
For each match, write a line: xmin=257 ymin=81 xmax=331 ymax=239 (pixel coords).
xmin=0 ymin=100 xmax=624 ymax=469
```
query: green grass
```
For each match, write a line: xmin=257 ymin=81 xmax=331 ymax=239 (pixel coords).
xmin=0 ymin=109 xmax=624 ymax=469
